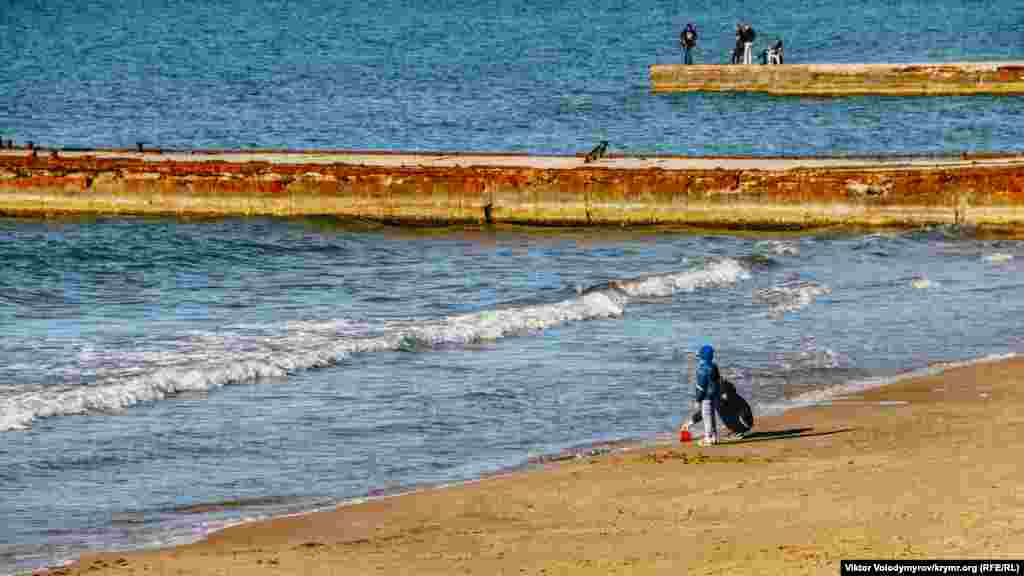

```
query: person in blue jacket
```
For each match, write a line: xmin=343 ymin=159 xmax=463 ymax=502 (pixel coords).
xmin=694 ymin=344 xmax=721 ymax=445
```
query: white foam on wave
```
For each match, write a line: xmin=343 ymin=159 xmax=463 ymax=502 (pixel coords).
xmin=910 ymin=276 xmax=935 ymax=289
xmin=778 ymin=342 xmax=847 ymax=372
xmin=0 ymin=343 xmax=361 ymax=432
xmin=984 ymin=252 xmax=1014 ymax=264
xmin=757 ymin=352 xmax=1019 ymax=417
xmin=755 ymin=240 xmax=800 ymax=257
xmin=401 ymin=291 xmax=625 ymax=348
xmin=1 ymin=259 xmax=750 ymax=431
xmin=753 ymin=280 xmax=831 ymax=317
xmin=611 ymin=258 xmax=750 ymax=298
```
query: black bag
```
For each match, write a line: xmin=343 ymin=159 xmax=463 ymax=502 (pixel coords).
xmin=681 ymin=27 xmax=697 ymax=48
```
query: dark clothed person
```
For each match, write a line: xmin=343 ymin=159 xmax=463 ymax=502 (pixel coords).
xmin=741 ymin=24 xmax=756 ymax=64
xmin=680 ymin=23 xmax=698 ymax=64
xmin=732 ymin=24 xmax=743 ymax=64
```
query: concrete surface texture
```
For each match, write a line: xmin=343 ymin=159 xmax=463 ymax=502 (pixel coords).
xmin=3 ymin=150 xmax=1024 ymax=231
xmin=649 ymin=61 xmax=1024 ymax=95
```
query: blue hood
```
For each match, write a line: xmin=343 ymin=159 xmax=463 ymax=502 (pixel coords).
xmin=698 ymin=344 xmax=714 ymax=363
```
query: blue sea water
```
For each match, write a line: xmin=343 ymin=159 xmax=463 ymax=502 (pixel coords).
xmin=2 ymin=0 xmax=1024 ymax=154
xmin=2 ymin=1 xmax=1024 ymax=574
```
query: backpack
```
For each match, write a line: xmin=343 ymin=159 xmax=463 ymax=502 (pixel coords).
xmin=681 ymin=27 xmax=697 ymax=47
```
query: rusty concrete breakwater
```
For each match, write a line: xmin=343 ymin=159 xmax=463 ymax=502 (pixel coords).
xmin=650 ymin=62 xmax=1024 ymax=95
xmin=2 ymin=150 xmax=1024 ymax=232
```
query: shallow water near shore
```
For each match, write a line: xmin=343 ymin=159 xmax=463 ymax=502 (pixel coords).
xmin=1 ymin=217 xmax=1023 ymax=573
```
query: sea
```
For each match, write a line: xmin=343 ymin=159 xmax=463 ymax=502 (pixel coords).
xmin=2 ymin=0 xmax=1024 ymax=573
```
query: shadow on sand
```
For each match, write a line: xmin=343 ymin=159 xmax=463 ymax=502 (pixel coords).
xmin=725 ymin=427 xmax=855 ymax=445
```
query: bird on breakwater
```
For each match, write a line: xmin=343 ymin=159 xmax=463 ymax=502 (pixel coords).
xmin=584 ymin=140 xmax=609 ymax=163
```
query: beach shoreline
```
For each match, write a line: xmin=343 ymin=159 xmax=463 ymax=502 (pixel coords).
xmin=36 ymin=353 xmax=1024 ymax=575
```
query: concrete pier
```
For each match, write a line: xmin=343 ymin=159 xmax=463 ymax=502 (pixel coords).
xmin=650 ymin=62 xmax=1024 ymax=95
xmin=2 ymin=149 xmax=1024 ymax=232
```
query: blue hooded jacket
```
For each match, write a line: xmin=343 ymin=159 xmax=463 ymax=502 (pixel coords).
xmin=695 ymin=344 xmax=720 ymax=402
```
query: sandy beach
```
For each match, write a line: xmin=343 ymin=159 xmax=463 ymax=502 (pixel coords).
xmin=44 ymin=355 xmax=1024 ymax=575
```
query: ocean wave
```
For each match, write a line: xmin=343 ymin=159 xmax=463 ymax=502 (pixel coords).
xmin=754 ymin=240 xmax=800 ymax=257
xmin=984 ymin=252 xmax=1014 ymax=264
xmin=0 ymin=353 xmax=349 ymax=432
xmin=758 ymin=352 xmax=1019 ymax=416
xmin=1 ymin=259 xmax=751 ymax=431
xmin=753 ymin=279 xmax=831 ymax=317
xmin=910 ymin=276 xmax=935 ymax=289
xmin=777 ymin=344 xmax=847 ymax=372
xmin=742 ymin=339 xmax=866 ymax=405
xmin=595 ymin=259 xmax=750 ymax=299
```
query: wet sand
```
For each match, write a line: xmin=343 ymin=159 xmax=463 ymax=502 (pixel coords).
xmin=45 ymin=356 xmax=1024 ymax=575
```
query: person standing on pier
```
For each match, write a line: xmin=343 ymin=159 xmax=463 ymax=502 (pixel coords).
xmin=742 ymin=23 xmax=756 ymax=64
xmin=732 ymin=23 xmax=744 ymax=64
xmin=680 ymin=23 xmax=698 ymax=64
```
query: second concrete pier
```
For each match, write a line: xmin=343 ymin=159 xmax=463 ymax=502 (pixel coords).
xmin=650 ymin=62 xmax=1024 ymax=95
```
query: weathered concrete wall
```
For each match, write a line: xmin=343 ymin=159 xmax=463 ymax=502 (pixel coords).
xmin=650 ymin=62 xmax=1024 ymax=95
xmin=3 ymin=152 xmax=1024 ymax=232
